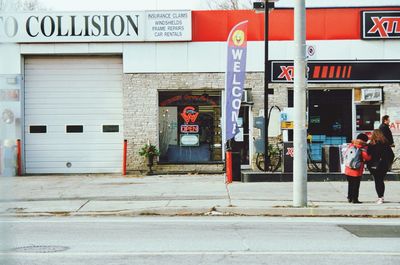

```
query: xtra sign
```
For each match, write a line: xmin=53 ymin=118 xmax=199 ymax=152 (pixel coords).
xmin=271 ymin=61 xmax=400 ymax=83
xmin=362 ymin=11 xmax=400 ymax=39
xmin=0 ymin=11 xmax=191 ymax=43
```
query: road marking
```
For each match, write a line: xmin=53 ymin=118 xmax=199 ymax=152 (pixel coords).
xmin=1 ymin=251 xmax=400 ymax=256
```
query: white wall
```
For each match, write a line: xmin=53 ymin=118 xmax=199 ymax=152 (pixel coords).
xmin=276 ymin=0 xmax=400 ymax=8
xmin=5 ymin=39 xmax=400 ymax=74
xmin=123 ymin=40 xmax=400 ymax=73
xmin=0 ymin=44 xmax=21 ymax=74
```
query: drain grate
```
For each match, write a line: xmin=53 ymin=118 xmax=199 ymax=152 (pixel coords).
xmin=12 ymin=245 xmax=70 ymax=253
xmin=339 ymin=225 xmax=400 ymax=238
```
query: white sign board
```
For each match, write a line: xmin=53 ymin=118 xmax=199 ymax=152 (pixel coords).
xmin=145 ymin=11 xmax=191 ymax=41
xmin=0 ymin=11 xmax=192 ymax=43
xmin=180 ymin=134 xmax=199 ymax=146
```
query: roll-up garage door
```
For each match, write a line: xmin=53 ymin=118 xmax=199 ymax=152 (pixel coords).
xmin=24 ymin=56 xmax=123 ymax=174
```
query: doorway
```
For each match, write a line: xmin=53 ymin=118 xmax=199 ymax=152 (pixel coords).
xmin=230 ymin=105 xmax=251 ymax=166
xmin=289 ymin=89 xmax=352 ymax=142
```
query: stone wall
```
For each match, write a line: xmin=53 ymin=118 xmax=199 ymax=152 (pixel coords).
xmin=123 ymin=72 xmax=274 ymax=172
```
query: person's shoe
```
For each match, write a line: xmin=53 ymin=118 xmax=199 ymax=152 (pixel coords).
xmin=376 ymin=197 xmax=384 ymax=204
xmin=348 ymin=198 xmax=353 ymax=203
xmin=352 ymin=200 xmax=362 ymax=204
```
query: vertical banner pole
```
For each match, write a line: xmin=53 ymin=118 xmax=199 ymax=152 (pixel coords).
xmin=223 ymin=20 xmax=249 ymax=182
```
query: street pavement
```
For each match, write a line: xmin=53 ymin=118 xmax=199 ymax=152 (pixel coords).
xmin=1 ymin=217 xmax=399 ymax=265
xmin=0 ymin=174 xmax=400 ymax=217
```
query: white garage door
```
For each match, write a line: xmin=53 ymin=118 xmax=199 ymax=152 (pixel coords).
xmin=24 ymin=56 xmax=124 ymax=174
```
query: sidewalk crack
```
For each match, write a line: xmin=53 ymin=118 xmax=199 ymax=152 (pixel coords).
xmin=225 ymin=183 xmax=232 ymax=206
xmin=76 ymin=200 xmax=90 ymax=212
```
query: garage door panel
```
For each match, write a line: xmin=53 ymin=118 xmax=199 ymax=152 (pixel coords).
xmin=27 ymin=168 xmax=123 ymax=174
xmin=26 ymin=75 xmax=122 ymax=82
xmin=24 ymin=56 xmax=123 ymax=174
xmin=25 ymin=108 xmax=122 ymax=115
xmin=25 ymin=81 xmax=122 ymax=89
xmin=26 ymin=136 xmax=123 ymax=144
xmin=25 ymin=118 xmax=122 ymax=126
xmin=25 ymin=68 xmax=123 ymax=76
xmin=26 ymin=154 xmax=123 ymax=162
xmin=26 ymin=161 xmax=122 ymax=168
xmin=26 ymin=125 xmax=122 ymax=133
xmin=25 ymin=94 xmax=122 ymax=102
xmin=25 ymin=104 xmax=121 ymax=110
xmin=25 ymin=92 xmax=122 ymax=99
xmin=25 ymin=144 xmax=123 ymax=151
xmin=25 ymin=60 xmax=122 ymax=68
xmin=25 ymin=64 xmax=123 ymax=70
xmin=26 ymin=150 xmax=122 ymax=158
xmin=25 ymin=88 xmax=122 ymax=95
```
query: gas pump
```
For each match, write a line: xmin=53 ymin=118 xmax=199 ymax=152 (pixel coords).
xmin=253 ymin=106 xmax=282 ymax=172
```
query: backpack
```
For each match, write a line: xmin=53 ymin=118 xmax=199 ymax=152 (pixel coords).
xmin=344 ymin=145 xmax=363 ymax=170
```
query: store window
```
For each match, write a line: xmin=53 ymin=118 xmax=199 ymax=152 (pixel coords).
xmin=356 ymin=105 xmax=380 ymax=131
xmin=158 ymin=91 xmax=222 ymax=163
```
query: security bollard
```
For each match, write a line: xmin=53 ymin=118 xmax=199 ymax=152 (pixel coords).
xmin=225 ymin=151 xmax=233 ymax=184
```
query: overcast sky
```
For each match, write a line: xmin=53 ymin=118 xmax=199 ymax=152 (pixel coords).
xmin=37 ymin=0 xmax=400 ymax=11
xmin=39 ymin=0 xmax=207 ymax=11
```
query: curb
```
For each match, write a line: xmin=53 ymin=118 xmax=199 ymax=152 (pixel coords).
xmin=241 ymin=172 xmax=400 ymax=182
xmin=2 ymin=207 xmax=400 ymax=218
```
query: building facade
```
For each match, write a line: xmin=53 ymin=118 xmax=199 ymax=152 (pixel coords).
xmin=0 ymin=6 xmax=399 ymax=175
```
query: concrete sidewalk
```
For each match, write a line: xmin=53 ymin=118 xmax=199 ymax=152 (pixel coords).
xmin=1 ymin=174 xmax=400 ymax=217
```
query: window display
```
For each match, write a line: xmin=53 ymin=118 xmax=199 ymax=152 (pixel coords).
xmin=356 ymin=105 xmax=380 ymax=131
xmin=158 ymin=91 xmax=222 ymax=163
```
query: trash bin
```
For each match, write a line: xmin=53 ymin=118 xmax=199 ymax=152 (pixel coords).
xmin=322 ymin=145 xmax=341 ymax=172
xmin=225 ymin=151 xmax=241 ymax=182
xmin=231 ymin=152 xmax=241 ymax=181
xmin=283 ymin=142 xmax=293 ymax=173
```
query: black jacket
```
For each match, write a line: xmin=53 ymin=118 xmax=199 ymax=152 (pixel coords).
xmin=367 ymin=142 xmax=394 ymax=170
xmin=379 ymin=123 xmax=394 ymax=146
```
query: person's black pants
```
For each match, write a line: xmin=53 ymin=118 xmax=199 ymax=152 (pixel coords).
xmin=369 ymin=166 xmax=388 ymax=198
xmin=346 ymin=175 xmax=361 ymax=201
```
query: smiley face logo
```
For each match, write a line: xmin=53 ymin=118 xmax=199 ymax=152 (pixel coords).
xmin=232 ymin=30 xmax=245 ymax=46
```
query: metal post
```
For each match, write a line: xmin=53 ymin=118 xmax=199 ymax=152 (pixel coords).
xmin=293 ymin=0 xmax=308 ymax=207
xmin=263 ymin=0 xmax=270 ymax=172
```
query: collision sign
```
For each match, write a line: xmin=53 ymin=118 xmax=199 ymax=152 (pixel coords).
xmin=0 ymin=11 xmax=192 ymax=43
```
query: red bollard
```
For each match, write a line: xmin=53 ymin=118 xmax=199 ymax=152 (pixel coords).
xmin=122 ymin=140 xmax=127 ymax=176
xmin=17 ymin=139 xmax=22 ymax=176
xmin=226 ymin=151 xmax=232 ymax=184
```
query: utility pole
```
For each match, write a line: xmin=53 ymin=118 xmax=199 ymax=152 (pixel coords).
xmin=293 ymin=0 xmax=307 ymax=207
xmin=263 ymin=0 xmax=270 ymax=172
xmin=253 ymin=0 xmax=278 ymax=172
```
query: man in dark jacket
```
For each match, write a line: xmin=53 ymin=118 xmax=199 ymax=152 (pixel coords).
xmin=379 ymin=115 xmax=395 ymax=147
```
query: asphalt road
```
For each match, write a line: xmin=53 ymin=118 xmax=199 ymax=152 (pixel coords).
xmin=1 ymin=217 xmax=399 ymax=265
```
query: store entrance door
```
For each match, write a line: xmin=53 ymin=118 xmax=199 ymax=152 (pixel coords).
xmin=289 ymin=89 xmax=352 ymax=142
xmin=230 ymin=105 xmax=251 ymax=167
xmin=308 ymin=90 xmax=352 ymax=142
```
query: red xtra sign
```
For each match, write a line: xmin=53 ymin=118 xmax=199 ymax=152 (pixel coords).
xmin=181 ymin=125 xmax=199 ymax=133
xmin=362 ymin=11 xmax=400 ymax=39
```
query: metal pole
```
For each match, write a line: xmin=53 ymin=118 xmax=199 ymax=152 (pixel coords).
xmin=293 ymin=0 xmax=307 ymax=207
xmin=263 ymin=0 xmax=270 ymax=172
